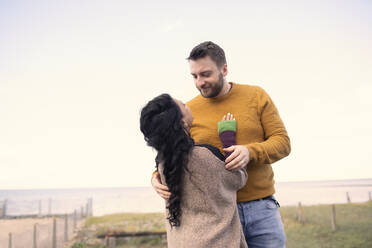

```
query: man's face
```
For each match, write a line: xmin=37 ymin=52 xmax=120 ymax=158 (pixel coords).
xmin=189 ymin=56 xmax=227 ymax=98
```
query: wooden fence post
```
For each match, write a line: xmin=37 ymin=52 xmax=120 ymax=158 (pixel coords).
xmin=105 ymin=234 xmax=109 ymax=246
xmin=89 ymin=198 xmax=93 ymax=216
xmin=64 ymin=213 xmax=68 ymax=242
xmin=331 ymin=204 xmax=336 ymax=231
xmin=8 ymin=232 xmax=12 ymax=248
xmin=73 ymin=210 xmax=77 ymax=230
xmin=3 ymin=199 xmax=8 ymax=217
xmin=86 ymin=201 xmax=89 ymax=217
xmin=369 ymin=191 xmax=371 ymax=201
xmin=38 ymin=200 xmax=42 ymax=217
xmin=346 ymin=192 xmax=351 ymax=203
xmin=108 ymin=237 xmax=116 ymax=248
xmin=296 ymin=202 xmax=305 ymax=224
xmin=48 ymin=198 xmax=52 ymax=216
xmin=52 ymin=218 xmax=57 ymax=248
xmin=81 ymin=206 xmax=84 ymax=218
xmin=33 ymin=223 xmax=38 ymax=248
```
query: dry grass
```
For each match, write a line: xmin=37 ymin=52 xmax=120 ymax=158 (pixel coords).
xmin=71 ymin=201 xmax=372 ymax=247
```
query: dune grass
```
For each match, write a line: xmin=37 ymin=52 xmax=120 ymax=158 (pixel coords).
xmin=84 ymin=213 xmax=166 ymax=236
xmin=281 ymin=201 xmax=372 ymax=248
xmin=71 ymin=201 xmax=372 ymax=248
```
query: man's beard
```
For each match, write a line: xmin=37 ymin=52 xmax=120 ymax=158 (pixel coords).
xmin=199 ymin=73 xmax=224 ymax=98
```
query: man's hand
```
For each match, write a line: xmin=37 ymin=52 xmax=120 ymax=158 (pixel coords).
xmin=151 ymin=172 xmax=171 ymax=200
xmin=223 ymin=145 xmax=250 ymax=171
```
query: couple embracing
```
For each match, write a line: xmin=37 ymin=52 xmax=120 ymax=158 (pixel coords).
xmin=140 ymin=41 xmax=291 ymax=248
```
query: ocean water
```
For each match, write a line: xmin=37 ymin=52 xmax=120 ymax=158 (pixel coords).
xmin=274 ymin=178 xmax=372 ymax=206
xmin=1 ymin=178 xmax=371 ymax=216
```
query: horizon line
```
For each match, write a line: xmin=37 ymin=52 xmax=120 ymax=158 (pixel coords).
xmin=1 ymin=177 xmax=372 ymax=191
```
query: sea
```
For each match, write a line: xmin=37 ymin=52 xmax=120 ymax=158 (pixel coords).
xmin=1 ymin=178 xmax=371 ymax=217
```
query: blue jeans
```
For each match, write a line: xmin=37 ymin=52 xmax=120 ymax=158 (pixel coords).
xmin=237 ymin=196 xmax=286 ymax=248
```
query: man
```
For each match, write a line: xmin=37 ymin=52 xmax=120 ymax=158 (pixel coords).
xmin=152 ymin=41 xmax=291 ymax=248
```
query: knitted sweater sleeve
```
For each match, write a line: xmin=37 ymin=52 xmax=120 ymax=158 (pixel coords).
xmin=246 ymin=87 xmax=291 ymax=165
xmin=221 ymin=167 xmax=248 ymax=191
xmin=218 ymin=120 xmax=237 ymax=158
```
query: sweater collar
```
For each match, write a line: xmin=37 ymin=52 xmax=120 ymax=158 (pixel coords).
xmin=205 ymin=82 xmax=236 ymax=102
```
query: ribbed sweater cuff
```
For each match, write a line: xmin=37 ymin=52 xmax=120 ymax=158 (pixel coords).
xmin=218 ymin=120 xmax=237 ymax=134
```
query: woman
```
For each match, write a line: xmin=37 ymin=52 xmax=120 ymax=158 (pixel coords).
xmin=140 ymin=94 xmax=248 ymax=248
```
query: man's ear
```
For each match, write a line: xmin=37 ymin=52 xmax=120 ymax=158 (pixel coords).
xmin=222 ymin=64 xmax=228 ymax=77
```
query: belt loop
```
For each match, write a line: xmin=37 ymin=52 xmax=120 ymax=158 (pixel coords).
xmin=273 ymin=198 xmax=280 ymax=208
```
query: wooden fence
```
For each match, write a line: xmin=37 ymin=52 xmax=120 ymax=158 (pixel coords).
xmin=295 ymin=191 xmax=371 ymax=231
xmin=1 ymin=198 xmax=93 ymax=248
xmin=0 ymin=197 xmax=93 ymax=220
xmin=99 ymin=191 xmax=372 ymax=247
xmin=2 ymin=190 xmax=371 ymax=247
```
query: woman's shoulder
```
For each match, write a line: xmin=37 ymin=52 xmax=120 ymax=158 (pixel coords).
xmin=189 ymin=146 xmax=225 ymax=168
xmin=191 ymin=145 xmax=215 ymax=157
xmin=194 ymin=144 xmax=225 ymax=161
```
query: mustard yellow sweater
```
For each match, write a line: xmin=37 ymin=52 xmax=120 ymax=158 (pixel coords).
xmin=187 ymin=83 xmax=291 ymax=202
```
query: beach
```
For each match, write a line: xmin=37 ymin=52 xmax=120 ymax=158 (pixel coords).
xmin=0 ymin=217 xmax=81 ymax=248
xmin=1 ymin=178 xmax=371 ymax=247
xmin=1 ymin=178 xmax=371 ymax=217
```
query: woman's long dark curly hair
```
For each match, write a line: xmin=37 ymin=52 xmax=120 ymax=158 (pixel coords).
xmin=140 ymin=94 xmax=194 ymax=227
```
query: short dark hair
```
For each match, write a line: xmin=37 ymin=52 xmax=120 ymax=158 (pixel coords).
xmin=187 ymin=41 xmax=227 ymax=68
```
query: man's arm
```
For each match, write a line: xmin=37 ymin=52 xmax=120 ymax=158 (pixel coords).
xmin=224 ymin=145 xmax=250 ymax=170
xmin=225 ymin=87 xmax=290 ymax=170
xmin=246 ymin=87 xmax=291 ymax=165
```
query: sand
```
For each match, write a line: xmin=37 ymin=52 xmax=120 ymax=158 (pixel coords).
xmin=0 ymin=217 xmax=79 ymax=248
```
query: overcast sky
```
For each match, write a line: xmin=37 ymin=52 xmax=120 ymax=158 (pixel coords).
xmin=1 ymin=0 xmax=371 ymax=189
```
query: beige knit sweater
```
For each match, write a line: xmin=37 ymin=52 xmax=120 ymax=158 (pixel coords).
xmin=159 ymin=146 xmax=248 ymax=248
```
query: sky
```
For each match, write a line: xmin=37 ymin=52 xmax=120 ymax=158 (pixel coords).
xmin=1 ymin=0 xmax=372 ymax=189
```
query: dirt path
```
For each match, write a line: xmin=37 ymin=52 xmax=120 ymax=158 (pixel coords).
xmin=0 ymin=217 xmax=81 ymax=248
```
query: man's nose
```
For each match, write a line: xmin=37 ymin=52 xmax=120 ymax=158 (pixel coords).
xmin=196 ymin=77 xmax=206 ymax=87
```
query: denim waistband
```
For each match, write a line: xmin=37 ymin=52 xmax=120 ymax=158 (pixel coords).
xmin=245 ymin=195 xmax=281 ymax=207
xmin=249 ymin=195 xmax=273 ymax=202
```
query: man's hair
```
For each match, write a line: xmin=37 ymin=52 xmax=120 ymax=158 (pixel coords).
xmin=187 ymin=41 xmax=227 ymax=68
